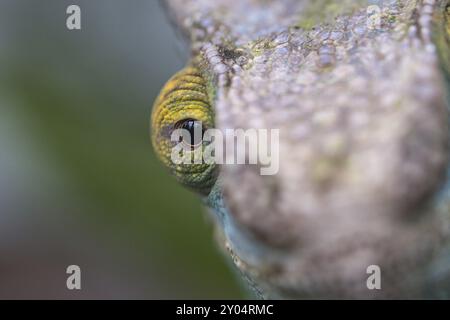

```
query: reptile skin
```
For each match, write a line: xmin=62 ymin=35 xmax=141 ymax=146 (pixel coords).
xmin=153 ymin=0 xmax=450 ymax=299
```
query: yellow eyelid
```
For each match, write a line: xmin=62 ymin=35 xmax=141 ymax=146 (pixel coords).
xmin=151 ymin=66 xmax=212 ymax=134
xmin=150 ymin=65 xmax=217 ymax=194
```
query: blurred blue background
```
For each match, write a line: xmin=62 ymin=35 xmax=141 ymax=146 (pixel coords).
xmin=0 ymin=0 xmax=242 ymax=299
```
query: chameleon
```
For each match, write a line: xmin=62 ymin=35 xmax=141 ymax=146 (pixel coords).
xmin=151 ymin=0 xmax=450 ymax=299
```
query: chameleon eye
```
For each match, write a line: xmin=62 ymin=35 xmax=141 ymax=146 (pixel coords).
xmin=150 ymin=66 xmax=217 ymax=195
xmin=174 ymin=118 xmax=205 ymax=148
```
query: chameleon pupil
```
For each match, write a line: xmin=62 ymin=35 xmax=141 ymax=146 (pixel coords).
xmin=176 ymin=119 xmax=204 ymax=146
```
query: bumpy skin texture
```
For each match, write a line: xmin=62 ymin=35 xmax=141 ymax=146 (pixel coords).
xmin=157 ymin=0 xmax=450 ymax=298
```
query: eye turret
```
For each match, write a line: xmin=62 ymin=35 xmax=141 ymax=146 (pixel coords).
xmin=151 ymin=66 xmax=217 ymax=195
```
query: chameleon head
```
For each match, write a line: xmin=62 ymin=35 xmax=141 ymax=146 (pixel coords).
xmin=152 ymin=0 xmax=450 ymax=298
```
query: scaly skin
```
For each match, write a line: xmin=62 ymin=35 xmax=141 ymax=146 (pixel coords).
xmin=153 ymin=0 xmax=450 ymax=298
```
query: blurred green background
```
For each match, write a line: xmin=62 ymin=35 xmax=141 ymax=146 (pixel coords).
xmin=0 ymin=0 xmax=242 ymax=299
